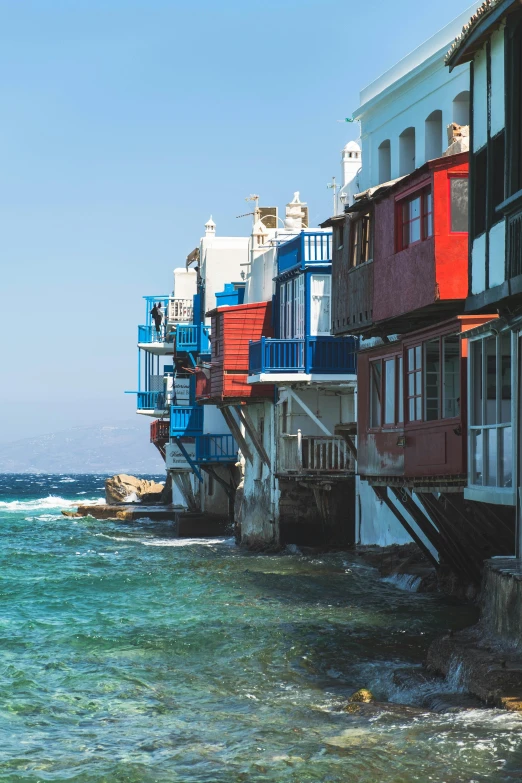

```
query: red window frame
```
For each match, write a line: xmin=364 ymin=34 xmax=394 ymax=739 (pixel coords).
xmin=396 ymin=186 xmax=433 ymax=251
xmin=369 ymin=354 xmax=403 ymax=429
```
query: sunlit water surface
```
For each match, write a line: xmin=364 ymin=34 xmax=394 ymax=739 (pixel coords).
xmin=1 ymin=473 xmax=521 ymax=783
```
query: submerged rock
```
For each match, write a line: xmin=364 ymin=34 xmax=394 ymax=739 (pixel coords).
xmin=348 ymin=688 xmax=374 ymax=703
xmin=104 ymin=474 xmax=164 ymax=505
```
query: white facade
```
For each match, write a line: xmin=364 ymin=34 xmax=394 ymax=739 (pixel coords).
xmin=173 ymin=267 xmax=197 ymax=300
xmin=353 ymin=4 xmax=475 ymax=191
xmin=199 ymin=219 xmax=250 ymax=318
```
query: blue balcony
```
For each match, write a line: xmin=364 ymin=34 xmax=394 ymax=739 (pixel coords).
xmin=176 ymin=324 xmax=211 ymax=354
xmin=137 ymin=391 xmax=169 ymax=411
xmin=196 ymin=434 xmax=238 ymax=463
xmin=277 ymin=231 xmax=332 ymax=275
xmin=249 ymin=336 xmax=358 ymax=375
xmin=170 ymin=405 xmax=204 ymax=437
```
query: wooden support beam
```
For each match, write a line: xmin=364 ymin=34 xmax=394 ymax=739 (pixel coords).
xmin=234 ymin=405 xmax=270 ymax=468
xmin=373 ymin=486 xmax=439 ymax=569
xmin=287 ymin=387 xmax=332 ymax=437
xmin=219 ymin=405 xmax=253 ymax=464
xmin=389 ymin=488 xmax=442 ymax=554
xmin=172 ymin=472 xmax=199 ymax=512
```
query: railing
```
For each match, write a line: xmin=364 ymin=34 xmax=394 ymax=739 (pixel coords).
xmin=249 ymin=336 xmax=357 ymax=375
xmin=278 ymin=432 xmax=353 ymax=474
xmin=138 ymin=324 xmax=170 ymax=344
xmin=176 ymin=324 xmax=211 ymax=353
xmin=196 ymin=434 xmax=238 ymax=463
xmin=170 ymin=405 xmax=204 ymax=437
xmin=137 ymin=390 xmax=172 ymax=411
xmin=168 ymin=298 xmax=193 ymax=324
xmin=150 ymin=419 xmax=170 ymax=443
xmin=277 ymin=231 xmax=332 ymax=274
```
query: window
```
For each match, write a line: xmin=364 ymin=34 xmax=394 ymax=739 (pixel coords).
xmin=384 ymin=359 xmax=396 ymax=424
xmin=369 ymin=355 xmax=402 ymax=427
xmin=473 ymin=147 xmax=487 ymax=237
xmin=397 ymin=188 xmax=432 ymax=250
xmin=279 ymin=275 xmax=304 ymax=339
xmin=336 ymin=223 xmax=344 ymax=251
xmin=407 ymin=346 xmax=422 ymax=421
xmin=469 ymin=333 xmax=512 ymax=489
xmin=370 ymin=360 xmax=382 ymax=427
xmin=450 ymin=177 xmax=469 ymax=233
xmin=443 ymin=336 xmax=460 ymax=418
xmin=350 ymin=212 xmax=372 ymax=267
xmin=424 ymin=340 xmax=440 ymax=421
xmin=378 ymin=140 xmax=391 ymax=184
xmin=310 ymin=275 xmax=331 ymax=336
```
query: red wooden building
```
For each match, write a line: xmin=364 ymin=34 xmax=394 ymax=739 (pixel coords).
xmin=196 ymin=301 xmax=274 ymax=404
xmin=357 ymin=315 xmax=496 ymax=488
xmin=331 ymin=152 xmax=469 ymax=338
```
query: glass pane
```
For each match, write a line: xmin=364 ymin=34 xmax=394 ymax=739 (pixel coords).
xmin=398 ymin=357 xmax=404 ymax=422
xmin=409 ymin=197 xmax=421 ymax=220
xmin=450 ymin=177 xmax=469 ymax=232
xmin=408 ymin=374 xmax=415 ymax=395
xmin=424 ymin=191 xmax=433 ymax=237
xmin=415 ymin=370 xmax=422 ymax=396
xmin=487 ymin=428 xmax=498 ymax=486
xmin=424 ymin=339 xmax=440 ymax=421
xmin=370 ymin=361 xmax=382 ymax=428
xmin=500 ymin=333 xmax=511 ymax=424
xmin=472 ymin=430 xmax=483 ymax=486
xmin=500 ymin=427 xmax=513 ymax=488
xmin=409 ymin=399 xmax=415 ymax=420
xmin=410 ymin=217 xmax=421 ymax=244
xmin=485 ymin=336 xmax=497 ymax=425
xmin=415 ymin=346 xmax=422 ymax=369
xmin=415 ymin=397 xmax=422 ymax=421
xmin=408 ymin=347 xmax=415 ymax=372
xmin=471 ymin=341 xmax=483 ymax=425
xmin=443 ymin=335 xmax=460 ymax=418
xmin=384 ymin=359 xmax=396 ymax=424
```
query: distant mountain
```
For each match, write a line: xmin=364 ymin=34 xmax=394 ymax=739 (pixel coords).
xmin=0 ymin=422 xmax=165 ymax=474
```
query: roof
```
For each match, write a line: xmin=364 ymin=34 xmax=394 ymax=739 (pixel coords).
xmin=205 ymin=301 xmax=271 ymax=318
xmin=445 ymin=0 xmax=517 ymax=68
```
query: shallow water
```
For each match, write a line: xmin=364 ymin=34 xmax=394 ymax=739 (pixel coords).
xmin=1 ymin=473 xmax=522 ymax=782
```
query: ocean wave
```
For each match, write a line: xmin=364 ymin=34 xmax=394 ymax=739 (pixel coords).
xmin=0 ymin=496 xmax=105 ymax=513
xmin=141 ymin=537 xmax=235 ymax=548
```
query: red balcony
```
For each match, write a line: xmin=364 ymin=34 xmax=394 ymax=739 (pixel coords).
xmin=150 ymin=419 xmax=170 ymax=460
xmin=197 ymin=301 xmax=274 ymax=403
xmin=334 ymin=153 xmax=469 ymax=337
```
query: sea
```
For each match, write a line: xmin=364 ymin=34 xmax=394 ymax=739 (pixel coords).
xmin=1 ymin=472 xmax=521 ymax=783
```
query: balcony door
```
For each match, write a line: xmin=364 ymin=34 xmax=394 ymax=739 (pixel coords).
xmin=310 ymin=275 xmax=331 ymax=336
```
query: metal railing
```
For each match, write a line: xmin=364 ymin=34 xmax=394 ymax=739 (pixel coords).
xmin=278 ymin=432 xmax=353 ymax=474
xmin=176 ymin=324 xmax=211 ymax=353
xmin=137 ymin=390 xmax=173 ymax=411
xmin=170 ymin=405 xmax=204 ymax=437
xmin=249 ymin=336 xmax=357 ymax=374
xmin=196 ymin=434 xmax=238 ymax=463
xmin=277 ymin=231 xmax=333 ymax=273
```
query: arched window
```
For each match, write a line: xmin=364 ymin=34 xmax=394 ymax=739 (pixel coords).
xmin=399 ymin=128 xmax=416 ymax=176
xmin=453 ymin=91 xmax=470 ymax=126
xmin=425 ymin=110 xmax=443 ymax=160
xmin=378 ymin=140 xmax=391 ymax=183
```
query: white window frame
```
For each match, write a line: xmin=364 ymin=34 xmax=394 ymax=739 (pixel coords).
xmin=310 ymin=274 xmax=332 ymax=336
xmin=466 ymin=329 xmax=516 ymax=505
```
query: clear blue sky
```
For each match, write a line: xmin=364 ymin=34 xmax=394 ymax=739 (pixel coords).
xmin=0 ymin=0 xmax=475 ymax=443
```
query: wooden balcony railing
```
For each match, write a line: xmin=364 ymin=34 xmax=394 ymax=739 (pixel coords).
xmin=278 ymin=432 xmax=354 ymax=475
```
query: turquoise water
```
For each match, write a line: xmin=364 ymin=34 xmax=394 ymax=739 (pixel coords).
xmin=1 ymin=474 xmax=522 ymax=782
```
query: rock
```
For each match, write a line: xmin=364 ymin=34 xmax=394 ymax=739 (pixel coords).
xmin=104 ymin=474 xmax=164 ymax=505
xmin=349 ymin=688 xmax=374 ymax=703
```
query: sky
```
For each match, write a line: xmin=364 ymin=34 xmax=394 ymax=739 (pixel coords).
xmin=0 ymin=0 xmax=477 ymax=443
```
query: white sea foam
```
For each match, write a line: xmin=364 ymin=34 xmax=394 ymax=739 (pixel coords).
xmin=0 ymin=496 xmax=105 ymax=513
xmin=142 ymin=537 xmax=235 ymax=548
xmin=59 ymin=478 xmax=77 ymax=483
xmin=382 ymin=573 xmax=422 ymax=592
